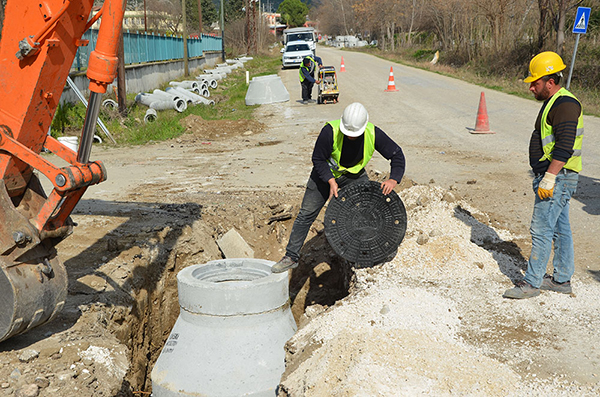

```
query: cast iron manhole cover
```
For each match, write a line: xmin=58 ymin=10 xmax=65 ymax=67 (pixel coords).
xmin=324 ymin=180 xmax=407 ymax=266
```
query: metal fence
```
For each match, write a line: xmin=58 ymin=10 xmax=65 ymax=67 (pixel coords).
xmin=72 ymin=29 xmax=222 ymax=71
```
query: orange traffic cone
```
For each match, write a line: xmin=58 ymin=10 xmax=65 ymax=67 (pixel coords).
xmin=384 ymin=67 xmax=398 ymax=92
xmin=340 ymin=57 xmax=346 ymax=72
xmin=471 ymin=92 xmax=495 ymax=134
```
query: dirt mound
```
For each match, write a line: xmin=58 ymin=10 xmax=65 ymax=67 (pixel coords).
xmin=179 ymin=115 xmax=265 ymax=141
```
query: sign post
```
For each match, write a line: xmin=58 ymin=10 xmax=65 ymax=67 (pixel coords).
xmin=566 ymin=7 xmax=591 ymax=90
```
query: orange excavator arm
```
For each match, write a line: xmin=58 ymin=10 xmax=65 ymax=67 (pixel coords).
xmin=0 ymin=0 xmax=125 ymax=342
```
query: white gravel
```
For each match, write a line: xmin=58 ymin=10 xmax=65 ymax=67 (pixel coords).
xmin=280 ymin=185 xmax=600 ymax=396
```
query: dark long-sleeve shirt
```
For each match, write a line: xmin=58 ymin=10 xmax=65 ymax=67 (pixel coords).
xmin=300 ymin=55 xmax=323 ymax=83
xmin=310 ymin=123 xmax=405 ymax=183
xmin=300 ymin=66 xmax=316 ymax=83
xmin=529 ymin=95 xmax=581 ymax=174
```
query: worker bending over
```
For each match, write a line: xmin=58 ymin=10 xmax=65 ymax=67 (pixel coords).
xmin=299 ymin=55 xmax=323 ymax=104
xmin=272 ymin=103 xmax=406 ymax=273
xmin=504 ymin=51 xmax=584 ymax=299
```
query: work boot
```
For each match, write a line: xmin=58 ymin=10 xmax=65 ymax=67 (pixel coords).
xmin=271 ymin=256 xmax=298 ymax=273
xmin=540 ymin=274 xmax=572 ymax=294
xmin=301 ymin=100 xmax=308 ymax=105
xmin=503 ymin=280 xmax=540 ymax=299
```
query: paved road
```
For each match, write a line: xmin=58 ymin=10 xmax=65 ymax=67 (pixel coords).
xmin=270 ymin=45 xmax=600 ymax=278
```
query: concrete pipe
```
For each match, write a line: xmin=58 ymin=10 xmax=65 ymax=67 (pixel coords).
xmin=144 ymin=108 xmax=157 ymax=123
xmin=102 ymin=99 xmax=118 ymax=110
xmin=197 ymin=73 xmax=222 ymax=81
xmin=151 ymin=90 xmax=188 ymax=112
xmin=135 ymin=93 xmax=162 ymax=107
xmin=204 ymin=69 xmax=229 ymax=76
xmin=201 ymin=88 xmax=210 ymax=98
xmin=166 ymin=87 xmax=198 ymax=104
xmin=170 ymin=87 xmax=214 ymax=106
xmin=190 ymin=83 xmax=208 ymax=94
xmin=215 ymin=66 xmax=234 ymax=74
xmin=169 ymin=81 xmax=199 ymax=90
xmin=136 ymin=93 xmax=187 ymax=113
xmin=226 ymin=59 xmax=244 ymax=67
xmin=196 ymin=78 xmax=217 ymax=89
xmin=152 ymin=89 xmax=180 ymax=101
xmin=149 ymin=99 xmax=187 ymax=112
xmin=151 ymin=258 xmax=297 ymax=397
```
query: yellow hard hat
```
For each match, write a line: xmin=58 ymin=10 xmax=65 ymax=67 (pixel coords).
xmin=524 ymin=51 xmax=566 ymax=83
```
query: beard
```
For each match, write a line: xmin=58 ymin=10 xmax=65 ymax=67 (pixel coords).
xmin=534 ymin=85 xmax=551 ymax=101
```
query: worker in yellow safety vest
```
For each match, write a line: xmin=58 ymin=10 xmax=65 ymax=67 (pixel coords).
xmin=272 ymin=103 xmax=406 ymax=273
xmin=299 ymin=55 xmax=322 ymax=104
xmin=504 ymin=51 xmax=584 ymax=299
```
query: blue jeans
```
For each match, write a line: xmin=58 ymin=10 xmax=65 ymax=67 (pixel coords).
xmin=285 ymin=172 xmax=370 ymax=261
xmin=524 ymin=170 xmax=579 ymax=288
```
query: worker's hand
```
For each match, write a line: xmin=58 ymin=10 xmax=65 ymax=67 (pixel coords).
xmin=328 ymin=178 xmax=339 ymax=200
xmin=316 ymin=79 xmax=321 ymax=84
xmin=537 ymin=172 xmax=556 ymax=200
xmin=381 ymin=179 xmax=397 ymax=195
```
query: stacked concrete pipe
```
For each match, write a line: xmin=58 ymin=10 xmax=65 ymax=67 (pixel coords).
xmin=166 ymin=87 xmax=214 ymax=106
xmin=196 ymin=75 xmax=219 ymax=89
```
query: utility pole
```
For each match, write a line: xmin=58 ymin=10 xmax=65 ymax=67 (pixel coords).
xmin=246 ymin=0 xmax=257 ymax=54
xmin=182 ymin=0 xmax=189 ymax=76
xmin=197 ymin=0 xmax=203 ymax=33
xmin=220 ymin=0 xmax=225 ymax=61
xmin=143 ymin=0 xmax=148 ymax=31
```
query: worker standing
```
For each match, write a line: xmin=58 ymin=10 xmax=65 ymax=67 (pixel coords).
xmin=299 ymin=55 xmax=323 ymax=104
xmin=503 ymin=51 xmax=584 ymax=299
xmin=271 ymin=103 xmax=406 ymax=273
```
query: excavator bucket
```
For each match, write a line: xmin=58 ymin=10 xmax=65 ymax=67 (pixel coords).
xmin=0 ymin=175 xmax=69 ymax=342
xmin=0 ymin=249 xmax=67 ymax=343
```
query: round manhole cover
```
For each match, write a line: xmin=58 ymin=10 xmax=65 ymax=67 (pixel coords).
xmin=324 ymin=180 xmax=407 ymax=266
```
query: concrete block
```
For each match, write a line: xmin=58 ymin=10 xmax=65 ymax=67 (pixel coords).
xmin=217 ymin=228 xmax=254 ymax=258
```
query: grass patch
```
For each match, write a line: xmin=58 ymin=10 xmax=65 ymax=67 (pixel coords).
xmin=57 ymin=53 xmax=282 ymax=146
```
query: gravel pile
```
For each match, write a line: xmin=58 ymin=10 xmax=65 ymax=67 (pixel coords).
xmin=280 ymin=185 xmax=600 ymax=396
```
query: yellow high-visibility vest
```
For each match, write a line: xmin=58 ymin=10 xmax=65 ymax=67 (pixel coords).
xmin=540 ymin=87 xmax=583 ymax=172
xmin=326 ymin=119 xmax=375 ymax=178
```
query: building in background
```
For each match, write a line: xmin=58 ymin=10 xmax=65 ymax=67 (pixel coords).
xmin=264 ymin=12 xmax=286 ymax=36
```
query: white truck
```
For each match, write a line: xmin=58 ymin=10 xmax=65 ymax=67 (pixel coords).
xmin=283 ymin=27 xmax=317 ymax=54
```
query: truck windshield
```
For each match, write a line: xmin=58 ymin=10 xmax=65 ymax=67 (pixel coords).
xmin=287 ymin=33 xmax=313 ymax=42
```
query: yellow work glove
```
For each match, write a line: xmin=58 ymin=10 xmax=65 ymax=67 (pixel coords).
xmin=537 ymin=172 xmax=556 ymax=199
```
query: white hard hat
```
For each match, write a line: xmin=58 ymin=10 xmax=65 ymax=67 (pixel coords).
xmin=340 ymin=102 xmax=369 ymax=137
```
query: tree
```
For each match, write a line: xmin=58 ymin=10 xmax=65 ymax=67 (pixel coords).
xmin=312 ymin=0 xmax=358 ymax=36
xmin=278 ymin=0 xmax=309 ymax=27
xmin=148 ymin=0 xmax=183 ymax=34
xmin=186 ymin=0 xmax=218 ymax=32
xmin=225 ymin=0 xmax=245 ymax=22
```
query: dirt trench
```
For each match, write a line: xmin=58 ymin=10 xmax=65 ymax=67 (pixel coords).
xmin=112 ymin=171 xmax=421 ymax=393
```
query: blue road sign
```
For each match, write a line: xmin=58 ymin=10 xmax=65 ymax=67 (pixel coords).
xmin=573 ymin=7 xmax=591 ymax=34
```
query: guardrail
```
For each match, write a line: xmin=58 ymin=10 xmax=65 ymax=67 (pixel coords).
xmin=72 ymin=29 xmax=222 ymax=71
